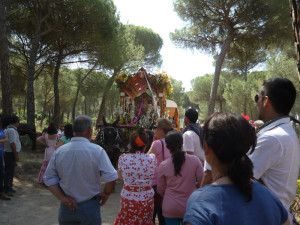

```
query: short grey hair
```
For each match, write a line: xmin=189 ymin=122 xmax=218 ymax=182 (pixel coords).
xmin=73 ymin=115 xmax=93 ymax=134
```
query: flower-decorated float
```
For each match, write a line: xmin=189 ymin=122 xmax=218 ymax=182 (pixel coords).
xmin=96 ymin=67 xmax=180 ymax=167
xmin=114 ymin=67 xmax=179 ymax=129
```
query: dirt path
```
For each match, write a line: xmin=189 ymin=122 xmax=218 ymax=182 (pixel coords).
xmin=0 ymin=178 xmax=122 ymax=225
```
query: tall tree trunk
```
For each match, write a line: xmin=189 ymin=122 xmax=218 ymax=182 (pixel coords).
xmin=96 ymin=69 xmax=119 ymax=125
xmin=40 ymin=94 xmax=54 ymax=126
xmin=71 ymin=62 xmax=99 ymax=121
xmin=40 ymin=98 xmax=47 ymax=126
xmin=53 ymin=50 xmax=63 ymax=127
xmin=0 ymin=0 xmax=13 ymax=115
xmin=207 ymin=31 xmax=234 ymax=116
xmin=27 ymin=21 xmax=42 ymax=128
xmin=243 ymin=65 xmax=248 ymax=115
xmin=84 ymin=97 xmax=87 ymax=115
xmin=290 ymin=0 xmax=300 ymax=81
xmin=23 ymin=95 xmax=26 ymax=118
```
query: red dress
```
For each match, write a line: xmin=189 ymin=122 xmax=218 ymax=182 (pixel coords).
xmin=114 ymin=152 xmax=157 ymax=225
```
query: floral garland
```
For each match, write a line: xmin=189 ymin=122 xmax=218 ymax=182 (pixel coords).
xmin=150 ymin=71 xmax=173 ymax=97
xmin=114 ymin=70 xmax=173 ymax=97
xmin=114 ymin=71 xmax=132 ymax=88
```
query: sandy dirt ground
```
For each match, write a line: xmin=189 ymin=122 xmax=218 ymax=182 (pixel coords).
xmin=0 ymin=178 xmax=122 ymax=225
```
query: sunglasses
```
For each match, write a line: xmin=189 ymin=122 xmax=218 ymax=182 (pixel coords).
xmin=254 ymin=94 xmax=259 ymax=103
xmin=255 ymin=94 xmax=266 ymax=103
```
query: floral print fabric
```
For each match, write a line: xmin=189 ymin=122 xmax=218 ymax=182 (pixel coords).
xmin=114 ymin=197 xmax=154 ymax=225
xmin=118 ymin=152 xmax=157 ymax=201
xmin=114 ymin=152 xmax=156 ymax=224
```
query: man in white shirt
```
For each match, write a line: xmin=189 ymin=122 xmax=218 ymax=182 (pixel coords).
xmin=44 ymin=115 xmax=118 ymax=225
xmin=182 ymin=108 xmax=204 ymax=166
xmin=249 ymin=78 xmax=300 ymax=224
xmin=3 ymin=115 xmax=21 ymax=195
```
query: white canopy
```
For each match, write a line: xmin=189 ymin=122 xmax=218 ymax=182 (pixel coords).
xmin=166 ymin=99 xmax=178 ymax=108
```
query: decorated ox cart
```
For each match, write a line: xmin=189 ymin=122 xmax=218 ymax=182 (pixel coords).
xmin=96 ymin=67 xmax=179 ymax=167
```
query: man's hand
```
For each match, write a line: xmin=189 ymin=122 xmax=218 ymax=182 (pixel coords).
xmin=48 ymin=184 xmax=77 ymax=210
xmin=61 ymin=196 xmax=77 ymax=210
xmin=14 ymin=153 xmax=19 ymax=162
xmin=97 ymin=192 xmax=110 ymax=206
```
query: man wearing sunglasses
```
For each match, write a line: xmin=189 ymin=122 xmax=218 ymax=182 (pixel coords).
xmin=249 ymin=77 xmax=300 ymax=224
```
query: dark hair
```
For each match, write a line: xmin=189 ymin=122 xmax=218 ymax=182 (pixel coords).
xmin=64 ymin=124 xmax=73 ymax=139
xmin=1 ymin=115 xmax=10 ymax=129
xmin=185 ymin=108 xmax=198 ymax=123
xmin=1 ymin=114 xmax=19 ymax=129
xmin=201 ymin=113 xmax=257 ymax=201
xmin=47 ymin=123 xmax=57 ymax=135
xmin=10 ymin=115 xmax=20 ymax=124
xmin=165 ymin=130 xmax=185 ymax=176
xmin=129 ymin=131 xmax=149 ymax=153
xmin=262 ymin=78 xmax=296 ymax=115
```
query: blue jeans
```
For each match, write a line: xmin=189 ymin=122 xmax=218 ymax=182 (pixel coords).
xmin=58 ymin=198 xmax=101 ymax=225
xmin=164 ymin=217 xmax=183 ymax=225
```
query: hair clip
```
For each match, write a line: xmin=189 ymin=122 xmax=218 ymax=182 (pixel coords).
xmin=135 ymin=136 xmax=146 ymax=147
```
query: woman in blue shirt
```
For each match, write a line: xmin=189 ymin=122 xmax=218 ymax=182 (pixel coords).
xmin=55 ymin=124 xmax=73 ymax=149
xmin=184 ymin=113 xmax=289 ymax=225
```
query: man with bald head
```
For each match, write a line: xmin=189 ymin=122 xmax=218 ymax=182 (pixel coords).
xmin=44 ymin=115 xmax=118 ymax=225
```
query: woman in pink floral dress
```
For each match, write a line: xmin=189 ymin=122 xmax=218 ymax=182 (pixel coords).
xmin=37 ymin=123 xmax=57 ymax=183
xmin=114 ymin=130 xmax=157 ymax=225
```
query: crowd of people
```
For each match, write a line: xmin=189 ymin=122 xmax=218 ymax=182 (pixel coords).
xmin=0 ymin=77 xmax=299 ymax=225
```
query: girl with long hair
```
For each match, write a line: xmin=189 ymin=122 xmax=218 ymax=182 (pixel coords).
xmin=157 ymin=131 xmax=203 ymax=225
xmin=184 ymin=113 xmax=289 ymax=225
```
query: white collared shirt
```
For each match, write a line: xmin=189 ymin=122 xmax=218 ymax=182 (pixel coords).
xmin=4 ymin=125 xmax=21 ymax=152
xmin=44 ymin=137 xmax=118 ymax=203
xmin=183 ymin=130 xmax=205 ymax=163
xmin=249 ymin=117 xmax=300 ymax=222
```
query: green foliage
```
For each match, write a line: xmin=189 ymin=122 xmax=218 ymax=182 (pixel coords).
xmin=191 ymin=73 xmax=230 ymax=117
xmin=171 ymin=0 xmax=292 ymax=116
xmin=128 ymin=25 xmax=163 ymax=70
xmin=221 ymin=41 xmax=267 ymax=78
xmin=169 ymin=78 xmax=185 ymax=120
xmin=171 ymin=0 xmax=284 ymax=53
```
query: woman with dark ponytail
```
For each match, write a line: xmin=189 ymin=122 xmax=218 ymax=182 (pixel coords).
xmin=157 ymin=131 xmax=203 ymax=225
xmin=184 ymin=113 xmax=289 ymax=225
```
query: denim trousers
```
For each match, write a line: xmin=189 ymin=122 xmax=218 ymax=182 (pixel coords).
xmin=0 ymin=154 xmax=4 ymax=193
xmin=3 ymin=152 xmax=15 ymax=192
xmin=58 ymin=198 xmax=101 ymax=225
xmin=164 ymin=217 xmax=183 ymax=225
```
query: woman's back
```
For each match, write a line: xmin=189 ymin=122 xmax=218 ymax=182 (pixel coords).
xmin=150 ymin=138 xmax=171 ymax=186
xmin=44 ymin=134 xmax=57 ymax=161
xmin=184 ymin=181 xmax=287 ymax=225
xmin=118 ymin=152 xmax=156 ymax=200
xmin=158 ymin=154 xmax=203 ymax=218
